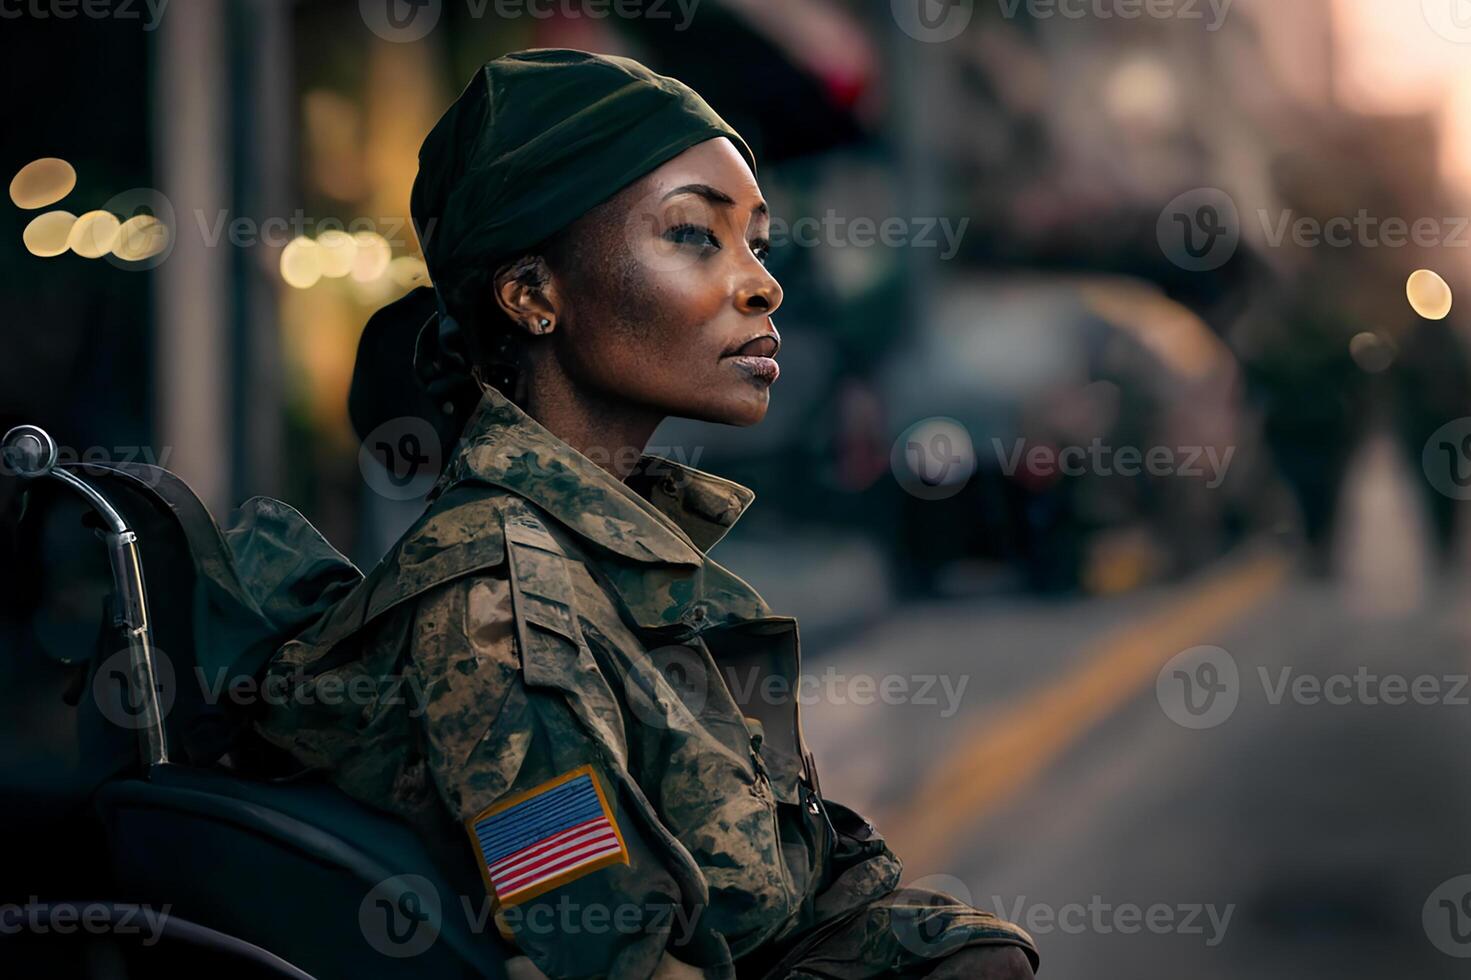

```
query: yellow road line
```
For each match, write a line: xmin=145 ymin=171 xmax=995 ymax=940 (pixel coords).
xmin=882 ymin=551 xmax=1290 ymax=871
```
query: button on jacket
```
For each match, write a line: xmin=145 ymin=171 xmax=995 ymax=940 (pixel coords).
xmin=254 ymin=383 xmax=1038 ymax=979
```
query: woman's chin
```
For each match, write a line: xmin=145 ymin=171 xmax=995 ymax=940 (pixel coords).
xmin=680 ymin=389 xmax=770 ymax=427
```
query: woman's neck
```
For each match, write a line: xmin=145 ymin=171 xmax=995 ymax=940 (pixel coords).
xmin=521 ymin=366 xmax=664 ymax=482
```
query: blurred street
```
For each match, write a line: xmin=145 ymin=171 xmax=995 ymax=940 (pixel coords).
xmin=801 ymin=434 xmax=1471 ymax=977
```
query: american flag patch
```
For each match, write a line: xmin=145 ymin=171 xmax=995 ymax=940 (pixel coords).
xmin=465 ymin=765 xmax=629 ymax=906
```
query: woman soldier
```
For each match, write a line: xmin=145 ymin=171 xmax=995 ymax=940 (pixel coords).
xmin=255 ymin=49 xmax=1038 ymax=979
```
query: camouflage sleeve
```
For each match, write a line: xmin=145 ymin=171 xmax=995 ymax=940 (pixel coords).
xmin=407 ymin=569 xmax=723 ymax=980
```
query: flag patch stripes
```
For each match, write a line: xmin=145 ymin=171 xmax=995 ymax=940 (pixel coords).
xmin=465 ymin=765 xmax=629 ymax=906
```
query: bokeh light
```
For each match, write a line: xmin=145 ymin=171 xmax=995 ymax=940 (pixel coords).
xmin=1349 ymin=331 xmax=1396 ymax=373
xmin=280 ymin=236 xmax=323 ymax=289
xmin=350 ymin=230 xmax=391 ymax=282
xmin=23 ymin=210 xmax=77 ymax=257
xmin=388 ymin=255 xmax=429 ymax=290
xmin=67 ymin=210 xmax=121 ymax=259
xmin=1406 ymin=269 xmax=1453 ymax=320
xmin=112 ymin=214 xmax=170 ymax=262
xmin=9 ymin=157 xmax=76 ymax=209
xmin=316 ymin=229 xmax=356 ymax=278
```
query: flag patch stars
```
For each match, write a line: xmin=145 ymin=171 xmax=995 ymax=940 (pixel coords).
xmin=465 ymin=765 xmax=629 ymax=906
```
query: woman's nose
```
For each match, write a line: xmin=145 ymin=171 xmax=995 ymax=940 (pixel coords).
xmin=735 ymin=269 xmax=783 ymax=317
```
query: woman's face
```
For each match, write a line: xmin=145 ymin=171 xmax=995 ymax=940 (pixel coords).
xmin=545 ymin=137 xmax=783 ymax=427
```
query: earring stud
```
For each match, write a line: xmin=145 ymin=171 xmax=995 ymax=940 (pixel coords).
xmin=538 ymin=317 xmax=551 ymax=331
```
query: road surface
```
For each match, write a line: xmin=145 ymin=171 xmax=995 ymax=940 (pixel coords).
xmin=799 ymin=440 xmax=1471 ymax=977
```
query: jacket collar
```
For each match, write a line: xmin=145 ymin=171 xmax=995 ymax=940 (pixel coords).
xmin=428 ymin=383 xmax=756 ymax=567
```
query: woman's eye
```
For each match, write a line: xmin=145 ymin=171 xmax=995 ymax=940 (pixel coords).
xmin=751 ymin=238 xmax=771 ymax=265
xmin=664 ymin=223 xmax=720 ymax=252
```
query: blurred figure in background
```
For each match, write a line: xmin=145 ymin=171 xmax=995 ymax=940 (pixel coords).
xmin=1392 ymin=313 xmax=1471 ymax=571
xmin=1241 ymin=292 xmax=1372 ymax=575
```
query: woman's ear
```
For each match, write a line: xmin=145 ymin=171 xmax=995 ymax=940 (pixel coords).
xmin=492 ymin=255 xmax=560 ymax=336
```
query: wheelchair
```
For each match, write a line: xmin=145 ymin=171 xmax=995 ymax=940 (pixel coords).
xmin=0 ymin=424 xmax=512 ymax=979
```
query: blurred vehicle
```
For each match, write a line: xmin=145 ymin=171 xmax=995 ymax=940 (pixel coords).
xmin=879 ymin=274 xmax=1258 ymax=596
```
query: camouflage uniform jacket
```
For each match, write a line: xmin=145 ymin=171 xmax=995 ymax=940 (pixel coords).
xmin=254 ymin=383 xmax=1036 ymax=979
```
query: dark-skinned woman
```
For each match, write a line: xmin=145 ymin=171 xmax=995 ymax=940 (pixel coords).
xmin=255 ymin=49 xmax=1038 ymax=980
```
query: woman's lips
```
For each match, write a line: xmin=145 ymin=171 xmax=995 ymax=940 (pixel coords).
xmin=728 ymin=334 xmax=779 ymax=358
xmin=722 ymin=333 xmax=780 ymax=384
xmin=726 ymin=354 xmax=779 ymax=384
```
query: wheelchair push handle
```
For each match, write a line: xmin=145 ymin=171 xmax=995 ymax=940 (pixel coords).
xmin=4 ymin=424 xmax=171 ymax=767
xmin=3 ymin=424 xmax=58 ymax=478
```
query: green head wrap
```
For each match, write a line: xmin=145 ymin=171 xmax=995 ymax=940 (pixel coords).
xmin=411 ymin=47 xmax=756 ymax=289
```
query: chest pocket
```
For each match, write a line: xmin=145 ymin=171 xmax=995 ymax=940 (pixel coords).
xmin=501 ymin=507 xmax=628 ymax=769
